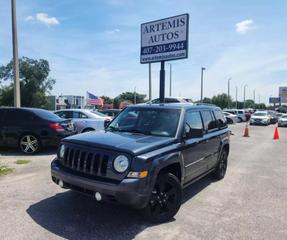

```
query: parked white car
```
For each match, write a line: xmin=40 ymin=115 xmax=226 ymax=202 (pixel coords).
xmin=224 ymin=109 xmax=246 ymax=122
xmin=223 ymin=111 xmax=239 ymax=124
xmin=54 ymin=109 xmax=112 ymax=133
xmin=278 ymin=114 xmax=287 ymax=127
xmin=250 ymin=111 xmax=271 ymax=126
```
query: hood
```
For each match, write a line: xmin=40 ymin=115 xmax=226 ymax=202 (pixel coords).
xmin=63 ymin=130 xmax=176 ymax=155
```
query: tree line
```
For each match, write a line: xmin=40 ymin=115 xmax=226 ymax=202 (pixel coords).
xmin=0 ymin=57 xmax=267 ymax=110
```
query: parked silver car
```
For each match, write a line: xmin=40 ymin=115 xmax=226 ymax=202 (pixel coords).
xmin=278 ymin=114 xmax=287 ymax=127
xmin=54 ymin=109 xmax=111 ymax=133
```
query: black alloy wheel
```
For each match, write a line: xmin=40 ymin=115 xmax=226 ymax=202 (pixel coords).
xmin=143 ymin=173 xmax=182 ymax=223
xmin=213 ymin=149 xmax=228 ymax=180
xmin=19 ymin=134 xmax=40 ymax=154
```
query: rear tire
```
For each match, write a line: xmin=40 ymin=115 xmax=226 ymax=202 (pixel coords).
xmin=19 ymin=134 xmax=40 ymax=154
xmin=213 ymin=149 xmax=228 ymax=180
xmin=142 ymin=173 xmax=182 ymax=223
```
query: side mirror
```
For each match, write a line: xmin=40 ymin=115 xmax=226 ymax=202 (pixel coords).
xmin=190 ymin=128 xmax=204 ymax=138
xmin=184 ymin=128 xmax=203 ymax=139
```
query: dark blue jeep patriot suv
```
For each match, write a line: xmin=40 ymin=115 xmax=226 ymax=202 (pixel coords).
xmin=51 ymin=103 xmax=230 ymax=222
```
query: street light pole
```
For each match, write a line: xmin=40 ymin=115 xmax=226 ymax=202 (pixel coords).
xmin=200 ymin=67 xmax=206 ymax=102
xmin=148 ymin=63 xmax=152 ymax=101
xmin=134 ymin=86 xmax=136 ymax=104
xmin=235 ymin=86 xmax=238 ymax=109
xmin=243 ymin=84 xmax=247 ymax=108
xmin=11 ymin=0 xmax=21 ymax=107
xmin=169 ymin=63 xmax=172 ymax=97
xmin=253 ymin=89 xmax=256 ymax=108
xmin=228 ymin=78 xmax=232 ymax=108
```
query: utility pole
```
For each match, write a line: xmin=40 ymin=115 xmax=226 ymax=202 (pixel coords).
xmin=228 ymin=78 xmax=232 ymax=108
xmin=235 ymin=86 xmax=238 ymax=109
xmin=253 ymin=89 xmax=256 ymax=108
xmin=148 ymin=63 xmax=152 ymax=100
xmin=11 ymin=0 xmax=21 ymax=107
xmin=200 ymin=67 xmax=206 ymax=102
xmin=134 ymin=86 xmax=136 ymax=104
xmin=243 ymin=84 xmax=247 ymax=108
xmin=169 ymin=63 xmax=172 ymax=97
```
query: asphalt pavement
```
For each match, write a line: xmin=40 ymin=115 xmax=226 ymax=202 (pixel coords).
xmin=0 ymin=123 xmax=287 ymax=240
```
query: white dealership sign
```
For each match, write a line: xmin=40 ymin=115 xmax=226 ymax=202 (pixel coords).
xmin=279 ymin=86 xmax=287 ymax=103
xmin=140 ymin=14 xmax=189 ymax=63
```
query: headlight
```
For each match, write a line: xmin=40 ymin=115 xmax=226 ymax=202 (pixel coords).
xmin=59 ymin=145 xmax=65 ymax=158
xmin=113 ymin=155 xmax=129 ymax=173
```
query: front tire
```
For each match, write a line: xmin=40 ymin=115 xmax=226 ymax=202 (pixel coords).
xmin=143 ymin=173 xmax=182 ymax=223
xmin=19 ymin=134 xmax=40 ymax=154
xmin=213 ymin=149 xmax=228 ymax=180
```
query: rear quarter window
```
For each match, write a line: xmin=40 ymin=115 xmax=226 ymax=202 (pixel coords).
xmin=201 ymin=110 xmax=217 ymax=132
xmin=214 ymin=110 xmax=227 ymax=129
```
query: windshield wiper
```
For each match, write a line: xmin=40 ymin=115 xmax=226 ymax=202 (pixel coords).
xmin=127 ymin=129 xmax=150 ymax=135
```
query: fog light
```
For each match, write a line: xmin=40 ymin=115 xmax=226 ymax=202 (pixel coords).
xmin=58 ymin=180 xmax=64 ymax=188
xmin=95 ymin=192 xmax=102 ymax=201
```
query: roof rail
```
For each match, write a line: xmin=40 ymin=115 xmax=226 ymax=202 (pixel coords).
xmin=194 ymin=103 xmax=217 ymax=107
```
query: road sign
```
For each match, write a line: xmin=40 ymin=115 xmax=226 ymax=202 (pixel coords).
xmin=279 ymin=87 xmax=287 ymax=103
xmin=140 ymin=14 xmax=189 ymax=64
xmin=269 ymin=97 xmax=281 ymax=104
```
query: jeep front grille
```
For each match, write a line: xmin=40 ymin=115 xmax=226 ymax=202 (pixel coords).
xmin=59 ymin=144 xmax=128 ymax=181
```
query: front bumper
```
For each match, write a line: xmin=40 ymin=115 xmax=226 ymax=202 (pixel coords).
xmin=51 ymin=159 xmax=150 ymax=209
xmin=250 ymin=120 xmax=268 ymax=125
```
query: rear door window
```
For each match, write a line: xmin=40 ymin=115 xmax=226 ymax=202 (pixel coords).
xmin=184 ymin=111 xmax=203 ymax=139
xmin=73 ymin=111 xmax=89 ymax=118
xmin=2 ymin=109 xmax=36 ymax=122
xmin=56 ymin=111 xmax=73 ymax=119
xmin=214 ymin=110 xmax=227 ymax=129
xmin=201 ymin=110 xmax=217 ymax=132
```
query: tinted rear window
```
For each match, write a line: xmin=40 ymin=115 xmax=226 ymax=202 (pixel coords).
xmin=214 ymin=110 xmax=227 ymax=129
xmin=32 ymin=109 xmax=62 ymax=121
xmin=201 ymin=110 xmax=217 ymax=132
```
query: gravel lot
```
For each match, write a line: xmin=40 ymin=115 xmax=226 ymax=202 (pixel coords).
xmin=0 ymin=123 xmax=287 ymax=240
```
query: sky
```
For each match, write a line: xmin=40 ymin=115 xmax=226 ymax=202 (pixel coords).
xmin=1 ymin=0 xmax=287 ymax=104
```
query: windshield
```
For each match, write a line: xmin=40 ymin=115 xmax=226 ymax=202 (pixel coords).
xmin=253 ymin=112 xmax=267 ymax=116
xmin=107 ymin=107 xmax=181 ymax=137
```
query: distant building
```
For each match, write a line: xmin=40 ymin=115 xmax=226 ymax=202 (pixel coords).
xmin=56 ymin=95 xmax=85 ymax=110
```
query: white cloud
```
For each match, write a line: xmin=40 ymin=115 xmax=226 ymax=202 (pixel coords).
xmin=105 ymin=28 xmax=120 ymax=34
xmin=235 ymin=19 xmax=254 ymax=34
xmin=25 ymin=15 xmax=34 ymax=21
xmin=25 ymin=13 xmax=59 ymax=26
xmin=36 ymin=13 xmax=59 ymax=26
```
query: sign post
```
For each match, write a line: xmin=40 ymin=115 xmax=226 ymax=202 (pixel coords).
xmin=141 ymin=14 xmax=189 ymax=103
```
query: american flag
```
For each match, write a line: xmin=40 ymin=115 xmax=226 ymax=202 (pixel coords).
xmin=86 ymin=92 xmax=104 ymax=106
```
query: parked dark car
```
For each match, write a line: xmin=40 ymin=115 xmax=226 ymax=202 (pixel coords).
xmin=51 ymin=104 xmax=230 ymax=222
xmin=0 ymin=107 xmax=75 ymax=154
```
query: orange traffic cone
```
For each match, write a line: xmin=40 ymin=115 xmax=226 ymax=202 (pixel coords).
xmin=273 ymin=127 xmax=279 ymax=140
xmin=243 ymin=123 xmax=250 ymax=137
